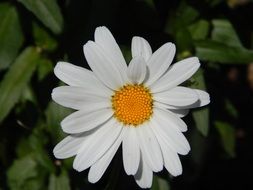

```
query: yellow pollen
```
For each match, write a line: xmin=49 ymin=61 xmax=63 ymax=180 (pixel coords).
xmin=111 ymin=84 xmax=153 ymax=126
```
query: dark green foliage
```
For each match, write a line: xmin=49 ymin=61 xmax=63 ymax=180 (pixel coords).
xmin=0 ymin=3 xmax=24 ymax=70
xmin=0 ymin=0 xmax=252 ymax=189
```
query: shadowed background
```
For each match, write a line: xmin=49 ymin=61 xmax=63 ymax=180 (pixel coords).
xmin=0 ymin=0 xmax=253 ymax=189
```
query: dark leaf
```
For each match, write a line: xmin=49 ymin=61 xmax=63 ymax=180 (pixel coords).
xmin=188 ymin=20 xmax=210 ymax=40
xmin=215 ymin=121 xmax=236 ymax=157
xmin=7 ymin=155 xmax=37 ymax=189
xmin=0 ymin=47 xmax=39 ymax=123
xmin=196 ymin=40 xmax=253 ymax=63
xmin=195 ymin=19 xmax=253 ymax=63
xmin=48 ymin=171 xmax=71 ymax=190
xmin=33 ymin=22 xmax=58 ymax=51
xmin=37 ymin=58 xmax=53 ymax=81
xmin=152 ymin=175 xmax=170 ymax=190
xmin=191 ymin=69 xmax=210 ymax=136
xmin=45 ymin=101 xmax=72 ymax=142
xmin=18 ymin=0 xmax=63 ymax=34
xmin=0 ymin=3 xmax=24 ymax=70
xmin=211 ymin=19 xmax=243 ymax=48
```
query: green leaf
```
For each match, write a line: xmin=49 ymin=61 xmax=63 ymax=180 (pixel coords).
xmin=188 ymin=20 xmax=210 ymax=40
xmin=16 ymin=128 xmax=55 ymax=173
xmin=0 ymin=3 xmax=24 ymax=70
xmin=165 ymin=2 xmax=199 ymax=34
xmin=0 ymin=47 xmax=39 ymax=123
xmin=196 ymin=40 xmax=253 ymax=63
xmin=225 ymin=99 xmax=238 ymax=119
xmin=48 ymin=171 xmax=71 ymax=190
xmin=175 ymin=27 xmax=193 ymax=52
xmin=193 ymin=107 xmax=209 ymax=136
xmin=29 ymin=131 xmax=55 ymax=173
xmin=177 ymin=2 xmax=199 ymax=25
xmin=165 ymin=3 xmax=198 ymax=52
xmin=189 ymin=127 xmax=208 ymax=165
xmin=152 ymin=175 xmax=170 ymax=190
xmin=33 ymin=22 xmax=58 ymax=51
xmin=23 ymin=178 xmax=44 ymax=190
xmin=16 ymin=137 xmax=33 ymax=158
xmin=212 ymin=19 xmax=243 ymax=48
xmin=195 ymin=19 xmax=253 ymax=63
xmin=7 ymin=155 xmax=37 ymax=189
xmin=45 ymin=101 xmax=72 ymax=142
xmin=18 ymin=0 xmax=63 ymax=34
xmin=191 ymin=69 xmax=210 ymax=136
xmin=20 ymin=85 xmax=38 ymax=105
xmin=215 ymin=121 xmax=236 ymax=157
xmin=37 ymin=57 xmax=53 ymax=81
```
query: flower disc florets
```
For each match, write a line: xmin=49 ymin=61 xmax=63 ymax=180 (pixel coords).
xmin=112 ymin=84 xmax=153 ymax=126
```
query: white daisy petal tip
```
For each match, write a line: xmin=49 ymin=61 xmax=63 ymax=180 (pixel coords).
xmin=134 ymin=158 xmax=153 ymax=188
xmin=83 ymin=40 xmax=126 ymax=89
xmin=53 ymin=134 xmax=88 ymax=159
xmin=150 ymin=56 xmax=201 ymax=93
xmin=73 ymin=163 xmax=83 ymax=172
xmin=131 ymin=36 xmax=152 ymax=62
xmin=195 ymin=89 xmax=210 ymax=107
xmin=88 ymin=127 xmax=126 ymax=183
xmin=53 ymin=61 xmax=63 ymax=75
xmin=145 ymin=42 xmax=176 ymax=86
xmin=122 ymin=127 xmax=140 ymax=175
xmin=94 ymin=25 xmax=109 ymax=33
xmin=154 ymin=86 xmax=199 ymax=107
xmin=51 ymin=88 xmax=60 ymax=104
xmin=169 ymin=169 xmax=183 ymax=177
xmin=52 ymin=146 xmax=61 ymax=159
xmin=53 ymin=61 xmax=73 ymax=80
xmin=60 ymin=109 xmax=113 ymax=134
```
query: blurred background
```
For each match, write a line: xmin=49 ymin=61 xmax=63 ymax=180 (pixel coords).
xmin=0 ymin=0 xmax=253 ymax=189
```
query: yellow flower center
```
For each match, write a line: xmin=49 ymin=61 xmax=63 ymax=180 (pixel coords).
xmin=111 ymin=84 xmax=153 ymax=126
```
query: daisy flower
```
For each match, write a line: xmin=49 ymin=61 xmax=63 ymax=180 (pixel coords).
xmin=52 ymin=26 xmax=210 ymax=188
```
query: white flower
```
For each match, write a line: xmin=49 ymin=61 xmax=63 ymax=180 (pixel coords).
xmin=52 ymin=26 xmax=210 ymax=188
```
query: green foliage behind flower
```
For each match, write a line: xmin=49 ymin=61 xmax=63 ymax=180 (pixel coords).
xmin=0 ymin=0 xmax=252 ymax=189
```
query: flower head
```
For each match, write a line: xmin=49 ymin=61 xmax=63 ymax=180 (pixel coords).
xmin=52 ymin=26 xmax=210 ymax=188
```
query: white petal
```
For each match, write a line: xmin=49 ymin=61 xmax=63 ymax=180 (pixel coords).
xmin=127 ymin=57 xmax=147 ymax=84
xmin=53 ymin=130 xmax=95 ymax=159
xmin=146 ymin=43 xmax=176 ymax=86
xmin=150 ymin=57 xmax=200 ymax=93
xmin=155 ymin=89 xmax=210 ymax=109
xmin=88 ymin=127 xmax=126 ymax=183
xmin=73 ymin=119 xmax=123 ymax=172
xmin=122 ymin=127 xmax=140 ymax=175
xmin=83 ymin=41 xmax=124 ymax=90
xmin=154 ymin=86 xmax=198 ymax=107
xmin=154 ymin=101 xmax=189 ymax=119
xmin=94 ymin=26 xmax=128 ymax=83
xmin=152 ymin=105 xmax=188 ymax=132
xmin=151 ymin=126 xmax=182 ymax=176
xmin=153 ymin=101 xmax=176 ymax=110
xmin=194 ymin=89 xmax=210 ymax=107
xmin=134 ymin=155 xmax=153 ymax=188
xmin=53 ymin=62 xmax=111 ymax=94
xmin=152 ymin=109 xmax=190 ymax=155
xmin=131 ymin=36 xmax=152 ymax=62
xmin=61 ymin=108 xmax=113 ymax=134
xmin=169 ymin=109 xmax=190 ymax=118
xmin=137 ymin=124 xmax=163 ymax=172
xmin=52 ymin=86 xmax=110 ymax=110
